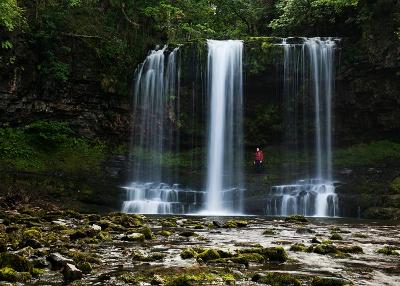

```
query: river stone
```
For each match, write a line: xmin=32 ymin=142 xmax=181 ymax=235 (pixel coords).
xmin=124 ymin=233 xmax=145 ymax=242
xmin=47 ymin=253 xmax=74 ymax=270
xmin=296 ymin=228 xmax=315 ymax=235
xmin=25 ymin=238 xmax=43 ymax=249
xmin=63 ymin=263 xmax=82 ymax=282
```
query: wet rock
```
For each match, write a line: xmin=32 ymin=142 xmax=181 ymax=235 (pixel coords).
xmin=62 ymin=263 xmax=82 ymax=282
xmin=0 ymin=253 xmax=32 ymax=272
xmin=212 ymin=220 xmax=223 ymax=228
xmin=330 ymin=233 xmax=343 ymax=240
xmin=285 ymin=215 xmax=308 ymax=223
xmin=158 ymin=230 xmax=173 ymax=237
xmin=47 ymin=252 xmax=74 ymax=270
xmin=179 ymin=230 xmax=196 ymax=237
xmin=252 ymin=272 xmax=301 ymax=286
xmin=376 ymin=246 xmax=399 ymax=255
xmin=296 ymin=228 xmax=315 ymax=235
xmin=123 ymin=233 xmax=145 ymax=242
xmin=151 ymin=274 xmax=165 ymax=285
xmin=223 ymin=220 xmax=248 ymax=228
xmin=197 ymin=249 xmax=220 ymax=262
xmin=263 ymin=229 xmax=276 ymax=235
xmin=290 ymin=243 xmax=307 ymax=252
xmin=338 ymin=245 xmax=363 ymax=254
xmin=180 ymin=248 xmax=197 ymax=259
xmin=176 ymin=219 xmax=187 ymax=226
xmin=31 ymin=257 xmax=49 ymax=269
xmin=0 ymin=267 xmax=31 ymax=282
xmin=25 ymin=238 xmax=43 ymax=249
xmin=312 ymin=276 xmax=351 ymax=286
xmin=311 ymin=237 xmax=322 ymax=244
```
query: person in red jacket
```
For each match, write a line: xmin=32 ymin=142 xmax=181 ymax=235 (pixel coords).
xmin=254 ymin=147 xmax=264 ymax=173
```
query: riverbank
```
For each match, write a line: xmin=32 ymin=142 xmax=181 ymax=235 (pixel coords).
xmin=0 ymin=199 xmax=399 ymax=285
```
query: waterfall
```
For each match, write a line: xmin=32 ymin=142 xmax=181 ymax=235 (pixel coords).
xmin=203 ymin=40 xmax=244 ymax=214
xmin=268 ymin=37 xmax=338 ymax=217
xmin=122 ymin=47 xmax=188 ymax=214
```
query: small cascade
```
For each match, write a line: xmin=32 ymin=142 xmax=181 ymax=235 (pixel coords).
xmin=203 ymin=40 xmax=244 ymax=215
xmin=122 ymin=183 xmax=204 ymax=214
xmin=268 ymin=37 xmax=339 ymax=217
xmin=266 ymin=179 xmax=338 ymax=217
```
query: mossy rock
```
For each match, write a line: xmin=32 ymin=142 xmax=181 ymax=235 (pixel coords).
xmin=252 ymin=272 xmax=301 ymax=286
xmin=0 ymin=267 xmax=31 ymax=282
xmin=158 ymin=230 xmax=173 ymax=237
xmin=124 ymin=233 xmax=145 ymax=242
xmin=330 ymin=233 xmax=343 ymax=240
xmin=0 ymin=253 xmax=32 ymax=272
xmin=197 ymin=249 xmax=220 ymax=262
xmin=238 ymin=246 xmax=288 ymax=263
xmin=338 ymin=246 xmax=363 ymax=254
xmin=131 ymin=250 xmax=166 ymax=262
xmin=223 ymin=220 xmax=248 ymax=228
xmin=290 ymin=243 xmax=307 ymax=252
xmin=312 ymin=244 xmax=338 ymax=255
xmin=118 ymin=271 xmax=138 ymax=284
xmin=179 ymin=230 xmax=196 ymax=237
xmin=285 ymin=215 xmax=309 ymax=223
xmin=165 ymin=272 xmax=216 ymax=286
xmin=376 ymin=246 xmax=399 ymax=255
xmin=161 ymin=220 xmax=177 ymax=228
xmin=140 ymin=226 xmax=154 ymax=240
xmin=389 ymin=177 xmax=400 ymax=193
xmin=77 ymin=261 xmax=92 ymax=274
xmin=180 ymin=248 xmax=197 ymax=259
xmin=312 ymin=276 xmax=353 ymax=286
xmin=118 ymin=214 xmax=143 ymax=228
xmin=263 ymin=229 xmax=276 ymax=235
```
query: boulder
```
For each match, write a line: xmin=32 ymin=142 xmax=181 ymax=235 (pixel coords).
xmin=62 ymin=263 xmax=82 ymax=282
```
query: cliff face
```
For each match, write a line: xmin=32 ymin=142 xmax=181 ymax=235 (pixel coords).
xmin=0 ymin=66 xmax=131 ymax=140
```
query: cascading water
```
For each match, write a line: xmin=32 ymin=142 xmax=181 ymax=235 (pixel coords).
xmin=122 ymin=47 xmax=197 ymax=214
xmin=203 ymin=40 xmax=244 ymax=214
xmin=267 ymin=37 xmax=338 ymax=217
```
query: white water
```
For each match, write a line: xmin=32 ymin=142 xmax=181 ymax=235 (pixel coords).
xmin=123 ymin=47 xmax=187 ymax=214
xmin=204 ymin=40 xmax=244 ymax=215
xmin=269 ymin=37 xmax=338 ymax=217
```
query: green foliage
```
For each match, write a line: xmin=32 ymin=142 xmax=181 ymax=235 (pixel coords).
xmin=270 ymin=0 xmax=359 ymax=35
xmin=0 ymin=121 xmax=106 ymax=174
xmin=334 ymin=140 xmax=400 ymax=167
xmin=389 ymin=177 xmax=400 ymax=193
xmin=0 ymin=0 xmax=24 ymax=32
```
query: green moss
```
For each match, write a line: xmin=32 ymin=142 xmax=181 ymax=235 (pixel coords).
xmin=376 ymin=246 xmax=399 ymax=255
xmin=180 ymin=248 xmax=197 ymax=259
xmin=285 ymin=215 xmax=308 ymax=223
xmin=161 ymin=220 xmax=177 ymax=228
xmin=238 ymin=246 xmax=288 ymax=263
xmin=312 ymin=244 xmax=338 ymax=255
xmin=0 ymin=253 xmax=32 ymax=272
xmin=338 ymin=246 xmax=363 ymax=254
xmin=193 ymin=224 xmax=204 ymax=229
xmin=223 ymin=220 xmax=248 ymax=228
xmin=165 ymin=272 xmax=216 ymax=286
xmin=197 ymin=249 xmax=220 ymax=262
xmin=140 ymin=226 xmax=154 ymax=240
xmin=290 ymin=243 xmax=307 ymax=252
xmin=222 ymin=273 xmax=236 ymax=284
xmin=256 ymin=272 xmax=301 ymax=286
xmin=0 ymin=267 xmax=31 ymax=282
xmin=77 ymin=261 xmax=92 ymax=274
xmin=312 ymin=276 xmax=353 ymax=286
xmin=330 ymin=233 xmax=343 ymax=240
xmin=263 ymin=229 xmax=276 ymax=235
xmin=131 ymin=250 xmax=166 ymax=262
xmin=390 ymin=177 xmax=400 ymax=193
xmin=158 ymin=230 xmax=173 ymax=237
xmin=118 ymin=271 xmax=138 ymax=284
xmin=353 ymin=233 xmax=368 ymax=238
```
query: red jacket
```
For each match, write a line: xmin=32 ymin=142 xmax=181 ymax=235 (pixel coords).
xmin=255 ymin=151 xmax=264 ymax=161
